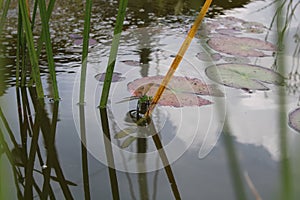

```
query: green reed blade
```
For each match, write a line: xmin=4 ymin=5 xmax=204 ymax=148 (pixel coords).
xmin=0 ymin=0 xmax=11 ymax=35
xmin=18 ymin=5 xmax=27 ymax=87
xmin=275 ymin=1 xmax=293 ymax=199
xmin=223 ymin=128 xmax=247 ymax=200
xmin=18 ymin=0 xmax=44 ymax=98
xmin=99 ymin=0 xmax=128 ymax=108
xmin=35 ymin=0 xmax=55 ymax=57
xmin=16 ymin=6 xmax=22 ymax=87
xmin=31 ymin=0 xmax=38 ymax=30
xmin=37 ymin=0 xmax=59 ymax=100
xmin=79 ymin=0 xmax=92 ymax=104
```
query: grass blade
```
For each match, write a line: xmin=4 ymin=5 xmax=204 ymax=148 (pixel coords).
xmin=0 ymin=0 xmax=11 ymax=35
xmin=99 ymin=0 xmax=128 ymax=108
xmin=79 ymin=0 xmax=93 ymax=104
xmin=275 ymin=1 xmax=293 ymax=199
xmin=37 ymin=0 xmax=59 ymax=100
xmin=18 ymin=0 xmax=44 ymax=98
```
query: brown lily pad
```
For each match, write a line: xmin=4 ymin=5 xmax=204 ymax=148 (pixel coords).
xmin=95 ymin=72 xmax=125 ymax=82
xmin=207 ymin=35 xmax=276 ymax=57
xmin=121 ymin=60 xmax=141 ymax=66
xmin=288 ymin=108 xmax=300 ymax=133
xmin=127 ymin=76 xmax=224 ymax=107
xmin=196 ymin=52 xmax=222 ymax=62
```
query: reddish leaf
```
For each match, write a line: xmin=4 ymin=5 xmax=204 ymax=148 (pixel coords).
xmin=127 ymin=76 xmax=224 ymax=107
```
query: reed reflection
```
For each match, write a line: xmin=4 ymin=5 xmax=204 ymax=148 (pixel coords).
xmin=0 ymin=86 xmax=76 ymax=199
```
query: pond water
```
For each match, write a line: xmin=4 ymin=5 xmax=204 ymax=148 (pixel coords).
xmin=1 ymin=0 xmax=300 ymax=199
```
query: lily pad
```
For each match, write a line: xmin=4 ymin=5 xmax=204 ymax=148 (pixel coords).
xmin=242 ymin=21 xmax=266 ymax=34
xmin=121 ymin=60 xmax=141 ymax=66
xmin=205 ymin=63 xmax=285 ymax=91
xmin=127 ymin=75 xmax=224 ymax=107
xmin=196 ymin=52 xmax=222 ymax=62
xmin=216 ymin=28 xmax=241 ymax=36
xmin=69 ymin=34 xmax=97 ymax=46
xmin=288 ymin=108 xmax=300 ymax=132
xmin=95 ymin=72 xmax=125 ymax=82
xmin=207 ymin=35 xmax=275 ymax=57
xmin=73 ymin=38 xmax=97 ymax=46
xmin=223 ymin=56 xmax=251 ymax=64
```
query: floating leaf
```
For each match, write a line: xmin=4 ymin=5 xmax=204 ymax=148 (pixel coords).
xmin=242 ymin=21 xmax=266 ymax=34
xmin=121 ymin=60 xmax=141 ymax=66
xmin=198 ymin=17 xmax=267 ymax=38
xmin=288 ymin=108 xmax=300 ymax=132
xmin=121 ymin=136 xmax=137 ymax=148
xmin=205 ymin=63 xmax=285 ymax=91
xmin=127 ymin=76 xmax=224 ymax=107
xmin=69 ymin=34 xmax=97 ymax=46
xmin=73 ymin=38 xmax=97 ymax=46
xmin=217 ymin=16 xmax=245 ymax=27
xmin=207 ymin=35 xmax=275 ymax=57
xmin=95 ymin=72 xmax=125 ymax=82
xmin=216 ymin=28 xmax=241 ymax=36
xmin=196 ymin=52 xmax=222 ymax=62
xmin=69 ymin=34 xmax=83 ymax=39
xmin=223 ymin=56 xmax=250 ymax=64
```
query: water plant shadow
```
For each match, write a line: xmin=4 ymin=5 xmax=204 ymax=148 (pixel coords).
xmin=100 ymin=105 xmax=182 ymax=199
xmin=0 ymin=86 xmax=75 ymax=199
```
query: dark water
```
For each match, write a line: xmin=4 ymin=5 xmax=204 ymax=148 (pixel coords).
xmin=1 ymin=0 xmax=300 ymax=199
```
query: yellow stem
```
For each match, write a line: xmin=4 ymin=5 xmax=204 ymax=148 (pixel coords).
xmin=145 ymin=0 xmax=212 ymax=117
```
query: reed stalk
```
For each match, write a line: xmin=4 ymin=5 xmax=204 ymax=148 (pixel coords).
xmin=0 ymin=0 xmax=11 ymax=35
xmin=16 ymin=7 xmax=22 ymax=86
xmin=99 ymin=0 xmax=128 ymax=108
xmin=99 ymin=108 xmax=120 ymax=199
xmin=79 ymin=0 xmax=92 ymax=104
xmin=18 ymin=0 xmax=44 ymax=98
xmin=37 ymin=0 xmax=59 ymax=100
xmin=275 ymin=1 xmax=293 ymax=199
xmin=222 ymin=127 xmax=247 ymax=200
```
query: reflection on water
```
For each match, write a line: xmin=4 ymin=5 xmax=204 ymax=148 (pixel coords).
xmin=0 ymin=87 xmax=76 ymax=199
xmin=1 ymin=0 xmax=300 ymax=199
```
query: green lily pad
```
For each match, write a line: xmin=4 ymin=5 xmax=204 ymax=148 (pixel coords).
xmin=205 ymin=63 xmax=285 ymax=91
xmin=288 ymin=108 xmax=300 ymax=132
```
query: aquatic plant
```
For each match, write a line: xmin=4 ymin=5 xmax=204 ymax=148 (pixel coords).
xmin=95 ymin=72 xmax=125 ymax=82
xmin=18 ymin=0 xmax=44 ymax=98
xmin=127 ymin=75 xmax=224 ymax=107
xmin=207 ymin=35 xmax=276 ymax=57
xmin=205 ymin=63 xmax=285 ymax=91
xmin=99 ymin=0 xmax=128 ymax=108
xmin=79 ymin=0 xmax=92 ymax=104
xmin=145 ymin=0 xmax=213 ymax=115
xmin=288 ymin=108 xmax=300 ymax=132
xmin=37 ymin=0 xmax=59 ymax=100
xmin=196 ymin=52 xmax=222 ymax=62
xmin=9 ymin=0 xmax=60 ymax=100
xmin=121 ymin=60 xmax=141 ymax=66
xmin=70 ymin=34 xmax=97 ymax=46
